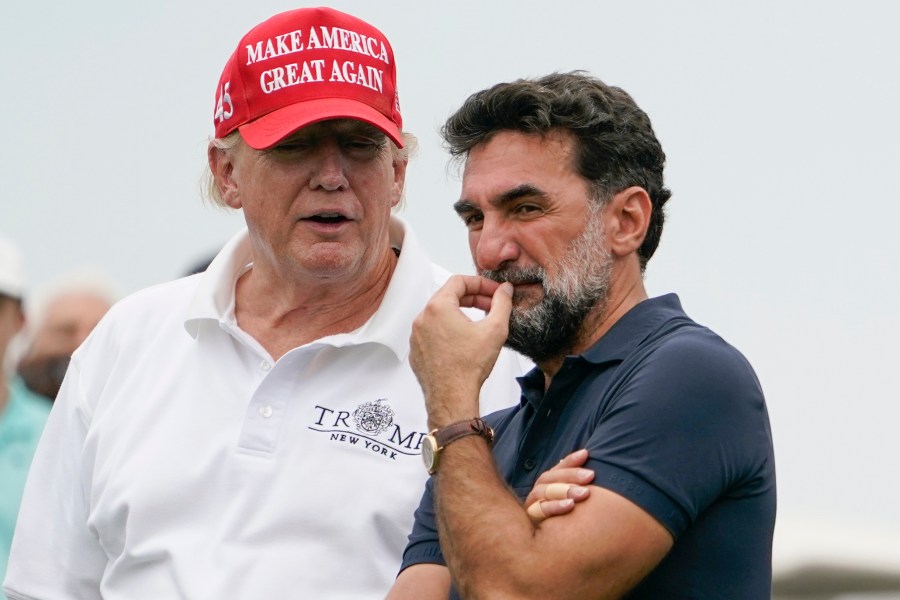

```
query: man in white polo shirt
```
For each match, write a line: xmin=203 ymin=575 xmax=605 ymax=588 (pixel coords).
xmin=4 ymin=8 xmax=525 ymax=600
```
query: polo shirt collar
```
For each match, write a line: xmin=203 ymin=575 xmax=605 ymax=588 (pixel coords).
xmin=183 ymin=216 xmax=430 ymax=362
xmin=356 ymin=217 xmax=435 ymax=361
xmin=184 ymin=228 xmax=251 ymax=338
xmin=516 ymin=293 xmax=685 ymax=407
xmin=580 ymin=293 xmax=684 ymax=365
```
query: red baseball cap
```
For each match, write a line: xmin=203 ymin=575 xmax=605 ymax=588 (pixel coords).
xmin=213 ymin=7 xmax=403 ymax=150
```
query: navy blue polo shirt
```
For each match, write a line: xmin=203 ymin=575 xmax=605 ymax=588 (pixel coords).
xmin=401 ymin=294 xmax=776 ymax=599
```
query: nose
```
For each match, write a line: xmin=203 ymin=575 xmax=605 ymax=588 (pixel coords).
xmin=473 ymin=218 xmax=520 ymax=272
xmin=308 ymin=143 xmax=349 ymax=191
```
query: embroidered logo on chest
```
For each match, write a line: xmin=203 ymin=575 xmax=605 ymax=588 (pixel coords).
xmin=309 ymin=399 xmax=427 ymax=461
xmin=352 ymin=399 xmax=394 ymax=435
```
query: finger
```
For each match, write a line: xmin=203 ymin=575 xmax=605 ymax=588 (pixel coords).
xmin=523 ymin=477 xmax=591 ymax=508
xmin=555 ymin=448 xmax=590 ymax=470
xmin=526 ymin=500 xmax=547 ymax=522
xmin=545 ymin=484 xmax=590 ymax=503
xmin=453 ymin=277 xmax=505 ymax=312
xmin=545 ymin=483 xmax=573 ymax=500
xmin=484 ymin=282 xmax=513 ymax=329
xmin=527 ymin=499 xmax=575 ymax=524
xmin=533 ymin=467 xmax=595 ymax=487
xmin=460 ymin=293 xmax=494 ymax=313
xmin=440 ymin=275 xmax=502 ymax=304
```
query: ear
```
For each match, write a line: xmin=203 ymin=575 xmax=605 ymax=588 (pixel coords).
xmin=390 ymin=158 xmax=407 ymax=208
xmin=603 ymin=186 xmax=652 ymax=259
xmin=208 ymin=143 xmax=241 ymax=209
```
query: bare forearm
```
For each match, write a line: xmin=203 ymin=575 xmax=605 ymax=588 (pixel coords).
xmin=432 ymin=439 xmax=669 ymax=600
xmin=434 ymin=437 xmax=543 ymax=599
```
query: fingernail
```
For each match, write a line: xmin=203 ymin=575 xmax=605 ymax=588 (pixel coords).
xmin=577 ymin=469 xmax=594 ymax=481
xmin=560 ymin=498 xmax=574 ymax=507
xmin=570 ymin=486 xmax=589 ymax=499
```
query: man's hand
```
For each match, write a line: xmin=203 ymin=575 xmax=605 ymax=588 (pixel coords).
xmin=524 ymin=449 xmax=595 ymax=524
xmin=409 ymin=276 xmax=513 ymax=428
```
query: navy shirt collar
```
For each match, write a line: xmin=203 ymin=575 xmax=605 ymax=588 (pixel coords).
xmin=516 ymin=294 xmax=685 ymax=409
xmin=581 ymin=293 xmax=684 ymax=364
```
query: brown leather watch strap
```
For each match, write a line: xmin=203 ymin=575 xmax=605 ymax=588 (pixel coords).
xmin=432 ymin=417 xmax=494 ymax=449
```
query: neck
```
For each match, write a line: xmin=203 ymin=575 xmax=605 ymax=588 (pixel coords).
xmin=235 ymin=246 xmax=398 ymax=361
xmin=539 ymin=269 xmax=648 ymax=387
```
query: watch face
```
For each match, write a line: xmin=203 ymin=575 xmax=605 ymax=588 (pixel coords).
xmin=422 ymin=435 xmax=438 ymax=474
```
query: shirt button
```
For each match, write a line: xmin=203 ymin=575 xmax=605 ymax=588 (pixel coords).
xmin=260 ymin=360 xmax=271 ymax=371
xmin=259 ymin=405 xmax=273 ymax=418
xmin=523 ymin=457 xmax=537 ymax=471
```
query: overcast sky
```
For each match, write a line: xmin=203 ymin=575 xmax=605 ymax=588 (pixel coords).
xmin=3 ymin=0 xmax=899 ymax=569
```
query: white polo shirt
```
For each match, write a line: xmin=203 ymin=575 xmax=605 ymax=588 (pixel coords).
xmin=5 ymin=217 xmax=528 ymax=600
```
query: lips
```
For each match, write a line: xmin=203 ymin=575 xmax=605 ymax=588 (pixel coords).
xmin=300 ymin=210 xmax=355 ymax=224
xmin=482 ymin=265 xmax=544 ymax=287
xmin=307 ymin=212 xmax=349 ymax=223
xmin=509 ymin=276 xmax=542 ymax=286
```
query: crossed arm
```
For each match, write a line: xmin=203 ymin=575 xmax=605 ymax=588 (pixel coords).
xmin=387 ymin=276 xmax=673 ymax=600
xmin=388 ymin=447 xmax=671 ymax=599
xmin=387 ymin=450 xmax=595 ymax=599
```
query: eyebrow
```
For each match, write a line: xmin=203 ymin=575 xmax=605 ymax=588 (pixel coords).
xmin=453 ymin=183 xmax=547 ymax=215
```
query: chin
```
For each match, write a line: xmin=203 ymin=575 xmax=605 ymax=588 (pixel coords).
xmin=511 ymin=290 xmax=541 ymax=309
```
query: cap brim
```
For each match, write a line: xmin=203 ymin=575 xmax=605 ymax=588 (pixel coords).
xmin=239 ymin=99 xmax=404 ymax=150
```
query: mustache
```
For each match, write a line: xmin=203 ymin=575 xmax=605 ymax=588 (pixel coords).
xmin=481 ymin=265 xmax=545 ymax=286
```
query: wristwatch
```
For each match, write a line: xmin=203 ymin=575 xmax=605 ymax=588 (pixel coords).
xmin=422 ymin=418 xmax=494 ymax=475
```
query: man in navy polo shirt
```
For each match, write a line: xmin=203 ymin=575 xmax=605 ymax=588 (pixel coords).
xmin=388 ymin=72 xmax=776 ymax=599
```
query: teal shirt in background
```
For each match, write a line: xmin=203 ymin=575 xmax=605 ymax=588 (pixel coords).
xmin=0 ymin=377 xmax=51 ymax=599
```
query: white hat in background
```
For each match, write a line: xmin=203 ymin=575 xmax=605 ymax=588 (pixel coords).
xmin=0 ymin=236 xmax=26 ymax=299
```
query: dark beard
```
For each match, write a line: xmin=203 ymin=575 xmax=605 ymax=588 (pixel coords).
xmin=482 ymin=265 xmax=602 ymax=364
xmin=506 ymin=290 xmax=595 ymax=364
xmin=480 ymin=207 xmax=612 ymax=365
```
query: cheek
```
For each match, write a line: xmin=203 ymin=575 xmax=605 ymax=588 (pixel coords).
xmin=358 ymin=172 xmax=399 ymax=211
xmin=468 ymin=231 xmax=480 ymax=255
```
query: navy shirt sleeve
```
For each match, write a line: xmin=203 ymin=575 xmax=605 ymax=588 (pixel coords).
xmin=584 ymin=325 xmax=772 ymax=539
xmin=398 ymin=475 xmax=445 ymax=572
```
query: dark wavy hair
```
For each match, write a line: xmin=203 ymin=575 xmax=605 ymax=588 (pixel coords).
xmin=442 ymin=71 xmax=671 ymax=270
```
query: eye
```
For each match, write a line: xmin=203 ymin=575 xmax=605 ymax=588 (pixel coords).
xmin=512 ymin=203 xmax=543 ymax=218
xmin=459 ymin=211 xmax=484 ymax=228
xmin=345 ymin=138 xmax=377 ymax=148
xmin=341 ymin=136 xmax=384 ymax=158
xmin=271 ymin=139 xmax=312 ymax=153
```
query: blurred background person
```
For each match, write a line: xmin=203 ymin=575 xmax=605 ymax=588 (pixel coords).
xmin=0 ymin=236 xmax=50 ymax=600
xmin=16 ymin=268 xmax=118 ymax=402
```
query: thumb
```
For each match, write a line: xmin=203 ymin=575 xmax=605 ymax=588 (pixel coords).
xmin=485 ymin=282 xmax=513 ymax=333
